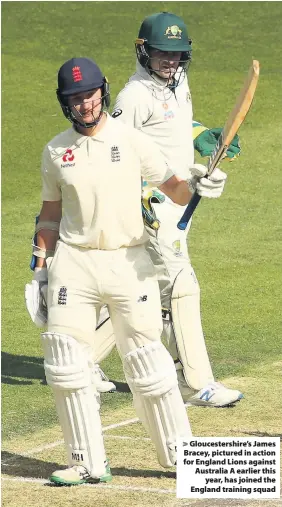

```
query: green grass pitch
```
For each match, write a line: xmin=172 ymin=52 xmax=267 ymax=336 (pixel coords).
xmin=2 ymin=2 xmax=282 ymax=506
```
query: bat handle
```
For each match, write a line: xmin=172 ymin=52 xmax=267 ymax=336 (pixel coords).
xmin=177 ymin=192 xmax=202 ymax=230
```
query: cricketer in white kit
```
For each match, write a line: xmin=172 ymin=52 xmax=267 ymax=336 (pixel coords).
xmin=92 ymin=12 xmax=243 ymax=408
xmin=25 ymin=56 xmax=225 ymax=486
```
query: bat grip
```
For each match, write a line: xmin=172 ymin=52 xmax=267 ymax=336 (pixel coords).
xmin=177 ymin=192 xmax=202 ymax=230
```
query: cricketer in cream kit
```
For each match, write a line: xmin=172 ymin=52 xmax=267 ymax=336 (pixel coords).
xmin=114 ymin=62 xmax=194 ymax=183
xmin=42 ymin=113 xmax=173 ymax=250
xmin=103 ymin=17 xmax=242 ymax=407
xmin=113 ymin=61 xmax=195 ymax=289
xmin=42 ymin=113 xmax=174 ymax=347
xmin=26 ymin=56 xmax=220 ymax=485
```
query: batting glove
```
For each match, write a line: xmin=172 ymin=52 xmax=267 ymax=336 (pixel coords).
xmin=188 ymin=164 xmax=227 ymax=198
xmin=193 ymin=124 xmax=241 ymax=160
xmin=25 ymin=267 xmax=48 ymax=327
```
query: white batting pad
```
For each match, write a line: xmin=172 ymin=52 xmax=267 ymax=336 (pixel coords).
xmin=41 ymin=332 xmax=106 ymax=478
xmin=123 ymin=341 xmax=192 ymax=468
xmin=170 ymin=267 xmax=214 ymax=390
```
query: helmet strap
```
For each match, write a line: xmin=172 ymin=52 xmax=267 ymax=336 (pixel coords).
xmin=57 ymin=85 xmax=110 ymax=129
xmin=136 ymin=41 xmax=191 ymax=89
xmin=70 ymin=103 xmax=104 ymax=129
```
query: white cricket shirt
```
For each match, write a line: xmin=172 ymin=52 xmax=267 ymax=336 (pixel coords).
xmin=113 ymin=61 xmax=195 ymax=180
xmin=41 ymin=113 xmax=173 ymax=249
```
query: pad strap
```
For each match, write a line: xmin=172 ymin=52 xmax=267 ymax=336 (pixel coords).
xmin=162 ymin=307 xmax=172 ymax=321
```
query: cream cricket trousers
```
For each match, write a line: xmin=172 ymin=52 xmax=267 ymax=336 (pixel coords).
xmin=47 ymin=241 xmax=163 ymax=357
xmin=45 ymin=240 xmax=192 ymax=473
xmin=90 ymin=198 xmax=215 ymax=389
xmin=146 ymin=196 xmax=214 ymax=388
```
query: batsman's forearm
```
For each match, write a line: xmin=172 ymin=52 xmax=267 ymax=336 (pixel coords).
xmin=171 ymin=181 xmax=192 ymax=205
xmin=33 ymin=200 xmax=62 ymax=267
xmin=159 ymin=177 xmax=192 ymax=206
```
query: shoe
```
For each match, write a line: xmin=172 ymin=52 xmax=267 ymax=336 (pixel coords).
xmin=183 ymin=381 xmax=243 ymax=408
xmin=94 ymin=365 xmax=116 ymax=393
xmin=50 ymin=461 xmax=112 ymax=486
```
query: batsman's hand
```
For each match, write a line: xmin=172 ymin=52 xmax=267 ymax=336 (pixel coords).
xmin=194 ymin=127 xmax=241 ymax=160
xmin=188 ymin=164 xmax=227 ymax=198
xmin=25 ymin=267 xmax=48 ymax=327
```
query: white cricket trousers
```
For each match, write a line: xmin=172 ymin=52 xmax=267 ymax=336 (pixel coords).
xmin=146 ymin=196 xmax=214 ymax=388
xmin=47 ymin=240 xmax=163 ymax=357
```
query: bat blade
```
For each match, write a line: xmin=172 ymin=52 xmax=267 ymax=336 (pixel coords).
xmin=177 ymin=60 xmax=260 ymax=231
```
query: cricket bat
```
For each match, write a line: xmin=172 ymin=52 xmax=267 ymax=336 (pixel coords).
xmin=177 ymin=60 xmax=260 ymax=231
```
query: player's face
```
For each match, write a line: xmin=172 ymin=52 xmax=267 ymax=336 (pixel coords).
xmin=149 ymin=49 xmax=182 ymax=80
xmin=68 ymin=88 xmax=102 ymax=124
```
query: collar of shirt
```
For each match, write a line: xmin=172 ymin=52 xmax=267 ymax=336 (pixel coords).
xmin=135 ymin=60 xmax=182 ymax=92
xmin=71 ymin=112 xmax=114 ymax=146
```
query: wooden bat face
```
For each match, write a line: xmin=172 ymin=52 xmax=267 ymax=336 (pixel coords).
xmin=177 ymin=60 xmax=260 ymax=230
xmin=207 ymin=60 xmax=260 ymax=176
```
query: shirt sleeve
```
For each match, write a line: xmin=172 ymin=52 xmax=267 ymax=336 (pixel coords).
xmin=41 ymin=146 xmax=61 ymax=201
xmin=112 ymin=82 xmax=153 ymax=129
xmin=131 ymin=129 xmax=174 ymax=187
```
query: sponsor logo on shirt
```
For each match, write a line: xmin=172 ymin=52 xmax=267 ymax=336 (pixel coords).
xmin=172 ymin=240 xmax=183 ymax=257
xmin=164 ymin=110 xmax=175 ymax=120
xmin=111 ymin=146 xmax=120 ymax=162
xmin=61 ymin=149 xmax=75 ymax=168
xmin=112 ymin=109 xmax=122 ymax=118
xmin=62 ymin=149 xmax=74 ymax=162
xmin=137 ymin=295 xmax=148 ymax=302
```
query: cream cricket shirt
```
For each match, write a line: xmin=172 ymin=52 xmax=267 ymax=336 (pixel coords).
xmin=113 ymin=62 xmax=195 ymax=180
xmin=41 ymin=114 xmax=173 ymax=249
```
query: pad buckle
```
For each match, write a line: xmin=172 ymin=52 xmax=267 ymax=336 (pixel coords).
xmin=162 ymin=308 xmax=172 ymax=321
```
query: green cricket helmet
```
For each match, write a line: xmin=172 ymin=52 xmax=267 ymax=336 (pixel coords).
xmin=135 ymin=12 xmax=192 ymax=77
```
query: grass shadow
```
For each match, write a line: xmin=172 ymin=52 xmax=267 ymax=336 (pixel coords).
xmin=113 ymin=381 xmax=131 ymax=393
xmin=2 ymin=451 xmax=60 ymax=478
xmin=1 ymin=352 xmax=122 ymax=389
xmin=1 ymin=352 xmax=45 ymax=385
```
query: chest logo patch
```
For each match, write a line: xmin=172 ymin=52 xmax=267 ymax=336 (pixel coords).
xmin=164 ymin=110 xmax=174 ymax=120
xmin=61 ymin=148 xmax=75 ymax=168
xmin=62 ymin=149 xmax=75 ymax=162
xmin=111 ymin=146 xmax=120 ymax=162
